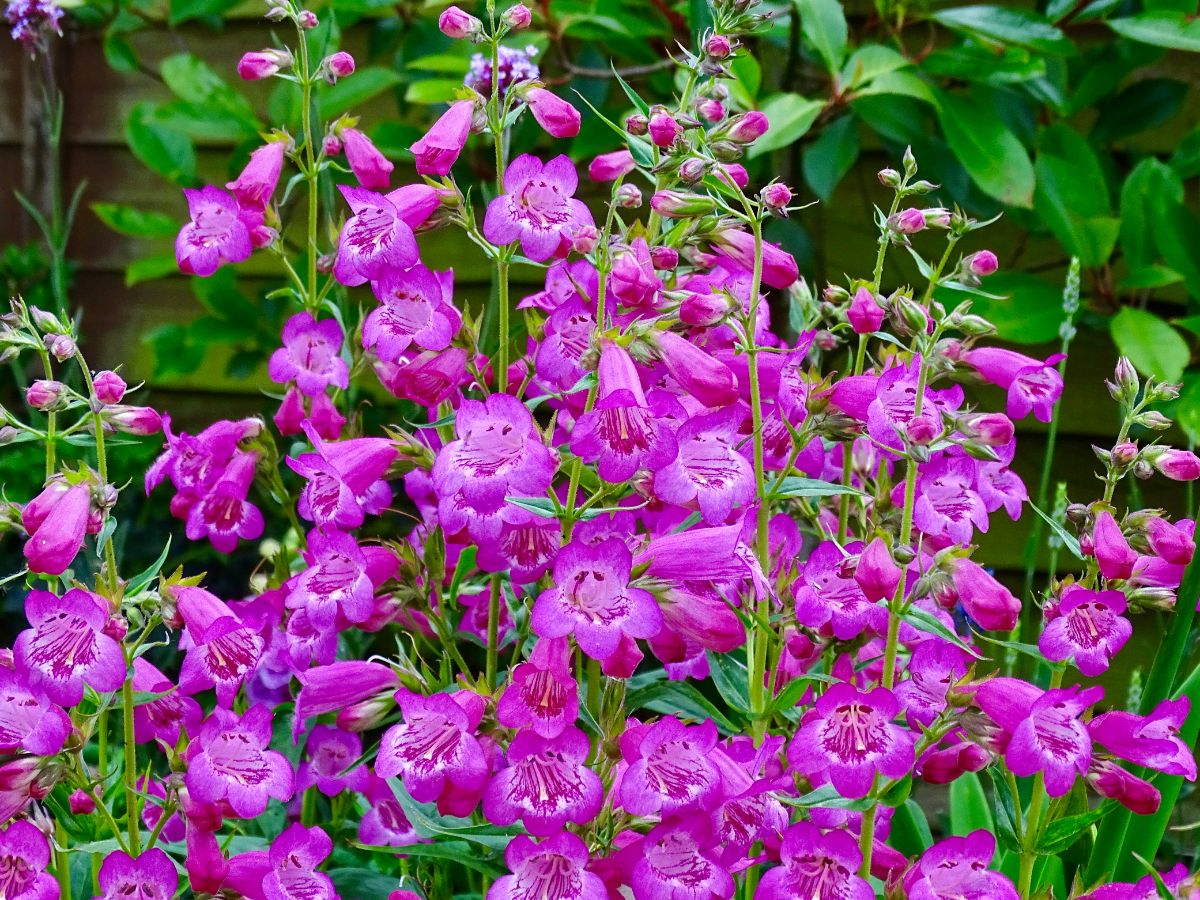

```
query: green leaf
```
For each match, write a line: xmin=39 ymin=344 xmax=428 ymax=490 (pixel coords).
xmin=1028 ymin=502 xmax=1083 ymax=559
xmin=747 ymin=94 xmax=824 ymax=158
xmin=386 ymin=778 xmax=519 ymax=850
xmin=359 ymin=839 xmax=505 ymax=875
xmin=611 ymin=63 xmax=649 ymax=116
xmin=126 ymin=538 xmax=171 ymax=597
xmin=1109 ymin=11 xmax=1200 ymax=52
xmin=1038 ymin=804 xmax=1109 ymax=854
xmin=766 ymin=672 xmax=835 ymax=716
xmin=948 ymin=771 xmax=994 ymax=836
xmin=934 ymin=87 xmax=1035 ymax=208
xmin=321 ymin=67 xmax=403 ymax=118
xmin=404 ymin=79 xmax=463 ymax=105
xmin=505 ymin=496 xmax=560 ymax=518
xmin=1120 ymin=159 xmax=1183 ymax=273
xmin=405 ymin=53 xmax=472 ymax=74
xmin=795 ymin=0 xmax=848 ymax=74
xmin=879 ymin=773 xmax=913 ymax=807
xmin=92 ymin=203 xmax=178 ymax=239
xmin=1110 ymin=307 xmax=1190 ymax=383
xmin=1092 ymin=79 xmax=1188 ymax=145
xmin=899 ymin=606 xmax=982 ymax=658
xmin=328 ymin=869 xmax=402 ymax=900
xmin=125 ymin=253 xmax=179 ymax=287
xmin=803 ymin=114 xmax=859 ymax=200
xmin=1032 ymin=125 xmax=1118 ymax=267
xmin=706 ymin=651 xmax=751 ymax=714
xmin=987 ymin=770 xmax=1020 ymax=852
xmin=932 ymin=5 xmax=1072 ymax=55
xmin=769 ymin=476 xmax=867 ymax=499
xmin=779 ymin=784 xmax=873 ymax=811
xmin=1154 ymin=198 xmax=1200 ymax=301
xmin=625 ymin=680 xmax=743 ymax=734
xmin=840 ymin=44 xmax=911 ymax=89
xmin=125 ymin=103 xmax=196 ymax=186
xmin=938 ymin=273 xmax=1067 ymax=345
xmin=160 ymin=54 xmax=260 ymax=132
xmin=890 ymin=800 xmax=934 ymax=856
xmin=167 ymin=0 xmax=240 ymax=25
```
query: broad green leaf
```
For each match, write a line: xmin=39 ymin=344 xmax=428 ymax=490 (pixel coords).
xmin=1038 ymin=804 xmax=1109 ymax=853
xmin=1032 ymin=124 xmax=1118 ymax=267
xmin=625 ymin=680 xmax=743 ymax=733
xmin=1110 ymin=307 xmax=1189 ymax=383
xmin=167 ymin=0 xmax=240 ymax=24
xmin=803 ymin=114 xmax=859 ymax=200
xmin=922 ymin=44 xmax=1046 ymax=85
xmin=1092 ymin=79 xmax=1188 ymax=145
xmin=890 ymin=800 xmax=934 ymax=856
xmin=939 ymin=273 xmax=1065 ymax=344
xmin=779 ymin=784 xmax=874 ymax=810
xmin=160 ymin=54 xmax=260 ymax=132
xmin=948 ymin=771 xmax=993 ymax=836
xmin=769 ymin=476 xmax=867 ymax=498
xmin=329 ymin=870 xmax=402 ymax=900
xmin=707 ymin=651 xmax=751 ymax=714
xmin=840 ymin=44 xmax=910 ymax=89
xmin=899 ymin=606 xmax=981 ymax=658
xmin=404 ymin=78 xmax=462 ymax=105
xmin=1120 ymin=159 xmax=1183 ymax=273
xmin=987 ymin=770 xmax=1020 ymax=852
xmin=405 ymin=53 xmax=472 ymax=74
xmin=747 ymin=94 xmax=824 ymax=157
xmin=795 ymin=0 xmax=848 ymax=74
xmin=1109 ymin=11 xmax=1200 ymax=52
xmin=1153 ymin=197 xmax=1200 ymax=300
xmin=91 ymin=203 xmax=177 ymax=239
xmin=321 ymin=67 xmax=403 ymax=118
xmin=125 ymin=253 xmax=179 ymax=287
xmin=853 ymin=70 xmax=935 ymax=104
xmin=934 ymin=87 xmax=1034 ymax=208
xmin=932 ymin=5 xmax=1073 ymax=55
xmin=125 ymin=103 xmax=196 ymax=186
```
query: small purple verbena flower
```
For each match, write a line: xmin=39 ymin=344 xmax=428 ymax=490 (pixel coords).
xmin=653 ymin=408 xmax=753 ymax=524
xmin=1038 ymin=586 xmax=1132 ymax=676
xmin=297 ymin=725 xmax=369 ymax=797
xmin=466 ymin=45 xmax=540 ymax=99
xmin=620 ymin=716 xmax=720 ymax=816
xmin=497 ymin=638 xmax=579 ymax=738
xmin=756 ymin=821 xmax=873 ymax=900
xmin=364 ymin=263 xmax=461 ymax=361
xmin=268 ymin=313 xmax=350 ymax=397
xmin=489 ymin=833 xmax=605 ymax=900
xmin=483 ymin=726 xmax=602 ymax=835
xmin=14 ymin=588 xmax=125 ymax=707
xmin=902 ymin=831 xmax=1018 ymax=900
xmin=177 ymin=586 xmax=265 ymax=707
xmin=376 ymin=690 xmax=489 ymax=803
xmin=96 ymin=848 xmax=179 ymax=900
xmin=531 ymin=538 xmax=663 ymax=661
xmin=0 ymin=666 xmax=70 ymax=756
xmin=483 ymin=154 xmax=594 ymax=262
xmin=185 ymin=705 xmax=295 ymax=818
xmin=0 ymin=819 xmax=58 ymax=900
xmin=333 ymin=184 xmax=440 ymax=287
xmin=1089 ymin=697 xmax=1197 ymax=781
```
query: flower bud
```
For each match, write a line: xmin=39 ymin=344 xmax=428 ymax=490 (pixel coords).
xmin=1111 ymin=357 xmax=1140 ymax=402
xmin=46 ymin=334 xmax=76 ymax=361
xmin=649 ymin=111 xmax=683 ymax=148
xmin=1133 ymin=410 xmax=1173 ymax=431
xmin=814 ymin=330 xmax=838 ymax=352
xmin=696 ymin=98 xmax=725 ymax=122
xmin=322 ymin=134 xmax=342 ymax=156
xmin=92 ymin=370 xmax=127 ymax=405
xmin=724 ymin=110 xmax=769 ymax=144
xmin=625 ymin=114 xmax=649 ymax=136
xmin=924 ymin=207 xmax=953 ymax=228
xmin=102 ymin=405 xmax=162 ymax=436
xmin=324 ymin=51 xmax=356 ymax=81
xmin=588 ymin=150 xmax=636 ymax=182
xmin=902 ymin=145 xmax=918 ymax=175
xmin=297 ymin=10 xmax=318 ymax=28
xmin=877 ymin=168 xmax=901 ymax=188
xmin=650 ymin=190 xmax=716 ymax=218
xmin=503 ymin=3 xmax=532 ymax=28
xmin=890 ymin=207 xmax=926 ymax=234
xmin=68 ymin=789 xmax=96 ymax=815
xmin=906 ymin=414 xmax=939 ymax=446
xmin=572 ymin=225 xmax=598 ymax=255
xmin=678 ymin=290 xmax=737 ymax=327
xmin=1146 ymin=447 xmax=1200 ymax=482
xmin=649 ymin=246 xmax=678 ymax=269
xmin=961 ymin=412 xmax=1013 ymax=447
xmin=1134 ymin=459 xmax=1155 ymax=480
xmin=439 ymin=5 xmax=483 ymax=39
xmin=761 ymin=182 xmax=792 ymax=214
xmin=709 ymin=139 xmax=744 ymax=162
xmin=677 ymin=157 xmax=708 ymax=184
xmin=966 ymin=250 xmax=998 ymax=277
xmin=614 ymin=183 xmax=643 ymax=208
xmin=847 ymin=287 xmax=884 ymax=335
xmin=705 ymin=33 xmax=733 ymax=58
xmin=26 ymin=379 xmax=66 ymax=411
xmin=237 ymin=48 xmax=291 ymax=80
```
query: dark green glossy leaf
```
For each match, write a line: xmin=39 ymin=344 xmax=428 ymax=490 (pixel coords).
xmin=1110 ymin=307 xmax=1189 ymax=383
xmin=1109 ymin=11 xmax=1200 ymax=52
xmin=934 ymin=87 xmax=1034 ymax=207
xmin=932 ymin=5 xmax=1072 ymax=55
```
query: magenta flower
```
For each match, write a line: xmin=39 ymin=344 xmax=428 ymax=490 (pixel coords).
xmin=295 ymin=660 xmax=401 ymax=730
xmin=488 ymin=833 xmax=606 ymax=900
xmin=756 ymin=821 xmax=873 ymax=900
xmin=653 ymin=408 xmax=753 ymax=524
xmin=1039 ymin=587 xmax=1132 ymax=676
xmin=226 ymin=141 xmax=286 ymax=211
xmin=633 ymin=818 xmax=734 ymax=900
xmin=0 ymin=667 xmax=70 ymax=756
xmin=96 ymin=848 xmax=178 ymax=900
xmin=794 ymin=541 xmax=888 ymax=641
xmin=175 ymin=185 xmax=257 ymax=277
xmin=535 ymin=297 xmax=594 ymax=392
xmin=847 ymin=286 xmax=885 ymax=334
xmin=376 ymin=690 xmax=489 ymax=803
xmin=653 ymin=330 xmax=739 ymax=408
xmin=1089 ymin=698 xmax=1197 ymax=780
xmin=977 ymin=678 xmax=1103 ymax=797
xmin=960 ymin=347 xmax=1064 ymax=423
xmin=476 ymin=507 xmax=562 ymax=584
xmin=912 ymin=456 xmax=989 ymax=546
xmin=131 ymin=657 xmax=202 ymax=746
xmin=525 ymin=87 xmax=581 ymax=138
xmin=268 ymin=313 xmax=349 ymax=397
xmin=343 ymin=127 xmax=394 ymax=190
xmin=1087 ymin=759 xmax=1160 ymax=814
xmin=788 ymin=683 xmax=915 ymax=798
xmin=620 ymin=716 xmax=720 ymax=815
xmin=497 ymin=638 xmax=579 ymax=738
xmin=484 ymin=726 xmax=602 ymax=834
xmin=951 ymin=558 xmax=1021 ymax=632
xmin=145 ymin=415 xmax=260 ymax=516
xmin=183 ymin=448 xmax=264 ymax=553
xmin=364 ymin=263 xmax=461 ymax=360
xmin=376 ymin=348 xmax=469 ymax=407
xmin=483 ymin=154 xmax=594 ymax=262
xmin=0 ymin=820 xmax=57 ymax=900
xmin=1093 ymin=510 xmax=1138 ymax=580
xmin=22 ymin=478 xmax=91 ymax=575
xmin=531 ymin=538 xmax=663 ymax=661
xmin=177 ymin=586 xmax=265 ymax=706
xmin=894 ymin=639 xmax=970 ymax=728
xmin=571 ymin=342 xmax=678 ymax=483
xmin=14 ymin=588 xmax=124 ymax=706
xmin=411 ymin=100 xmax=474 ymax=176
xmin=333 ymin=184 xmax=438 ymax=286
xmin=262 ymin=823 xmax=335 ymax=900
xmin=185 ymin=705 xmax=295 ymax=817
xmin=867 ymin=357 xmax=956 ymax=452
xmin=588 ymin=149 xmax=636 ymax=182
xmin=287 ymin=529 xmax=396 ymax=629
xmin=358 ymin=774 xmax=421 ymax=847
xmin=710 ymin=229 xmax=799 ymax=289
xmin=288 ymin=424 xmax=398 ymax=530
xmin=610 ymin=239 xmax=662 ymax=308
xmin=902 ymin=831 xmax=1017 ymax=900
xmin=853 ymin=536 xmax=903 ymax=603
xmin=1145 ymin=516 xmax=1195 ymax=565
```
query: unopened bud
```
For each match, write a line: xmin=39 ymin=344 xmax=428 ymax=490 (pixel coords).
xmin=877 ymin=168 xmax=901 ymax=188
xmin=1110 ymin=442 xmax=1139 ymax=466
xmin=650 ymin=190 xmax=715 ymax=218
xmin=677 ymin=157 xmax=708 ymax=184
xmin=890 ymin=207 xmax=926 ymax=235
xmin=966 ymin=250 xmax=998 ymax=277
xmin=761 ymin=182 xmax=792 ymax=214
xmin=572 ymin=225 xmax=598 ymax=255
xmin=297 ymin=10 xmax=318 ymax=28
xmin=26 ymin=379 xmax=67 ymax=411
xmin=439 ymin=5 xmax=483 ymax=39
xmin=503 ymin=3 xmax=532 ymax=28
xmin=324 ymin=51 xmax=356 ymax=81
xmin=696 ymin=98 xmax=725 ymax=123
xmin=705 ymin=33 xmax=733 ymax=58
xmin=650 ymin=246 xmax=678 ymax=269
xmin=625 ymin=114 xmax=649 ymax=136
xmin=615 ymin=183 xmax=643 ymax=208
xmin=46 ymin=334 xmax=76 ymax=361
xmin=1134 ymin=410 xmax=1173 ymax=431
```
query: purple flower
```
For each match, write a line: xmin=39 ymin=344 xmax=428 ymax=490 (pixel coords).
xmin=755 ymin=821 xmax=872 ymax=900
xmin=466 ymin=45 xmax=540 ymax=99
xmin=951 ymin=558 xmax=1021 ymax=632
xmin=376 ymin=690 xmax=489 ymax=803
xmin=477 ymin=507 xmax=562 ymax=584
xmin=364 ymin=263 xmax=461 ymax=360
xmin=411 ymin=100 xmax=474 ymax=176
xmin=333 ymin=184 xmax=439 ymax=287
xmin=185 ymin=705 xmax=295 ymax=817
xmin=497 ymin=638 xmax=579 ymax=738
xmin=287 ymin=529 xmax=396 ymax=629
xmin=0 ymin=820 xmax=57 ymax=900
xmin=653 ymin=330 xmax=739 ymax=409
xmin=610 ymin=239 xmax=662 ymax=308
xmin=867 ymin=357 xmax=960 ymax=452
xmin=176 ymin=185 xmax=256 ymax=276
xmin=358 ymin=774 xmax=421 ymax=847
xmin=227 ymin=141 xmax=286 ymax=211
xmin=653 ymin=408 xmax=753 ymax=524
xmin=977 ymin=679 xmax=1103 ymax=797
xmin=177 ymin=586 xmax=265 ymax=706
xmin=263 ymin=823 xmax=335 ymax=900
xmin=535 ymin=297 xmax=594 ymax=392
xmin=96 ymin=848 xmax=178 ymax=900
xmin=145 ymin=415 xmax=260 ymax=516
xmin=960 ymin=347 xmax=1064 ymax=423
xmin=268 ymin=313 xmax=350 ymax=397
xmin=911 ymin=456 xmax=989 ymax=547
xmin=488 ymin=833 xmax=605 ymax=900
xmin=484 ymin=726 xmax=602 ymax=834
xmin=633 ymin=817 xmax=733 ymax=900
xmin=483 ymin=154 xmax=594 ymax=262
xmin=22 ymin=478 xmax=92 ymax=575
xmin=794 ymin=541 xmax=888 ymax=641
xmin=131 ymin=657 xmax=202 ymax=746
xmin=297 ymin=725 xmax=369 ymax=797
xmin=788 ymin=683 xmax=915 ymax=798
xmin=14 ymin=588 xmax=125 ymax=706
xmin=295 ymin=660 xmax=401 ymax=732
xmin=571 ymin=342 xmax=678 ymax=483
xmin=531 ymin=539 xmax=663 ymax=661
xmin=1087 ymin=759 xmax=1160 ymax=815
xmin=6 ymin=0 xmax=63 ymax=53
xmin=1089 ymin=698 xmax=1197 ymax=780
xmin=376 ymin=348 xmax=469 ymax=407
xmin=975 ymin=460 xmax=1027 ymax=521
xmin=524 ymin=87 xmax=581 ymax=138
xmin=288 ymin=424 xmax=398 ymax=530
xmin=0 ymin=667 xmax=70 ymax=756
xmin=853 ymin=536 xmax=903 ymax=604
xmin=902 ymin=831 xmax=1018 ymax=900
xmin=1039 ymin=587 xmax=1132 ymax=676
xmin=343 ymin=127 xmax=393 ymax=191
xmin=620 ymin=716 xmax=720 ymax=816
xmin=895 ymin=639 xmax=970 ymax=728
xmin=1093 ymin=510 xmax=1138 ymax=581
xmin=184 ymin=448 xmax=264 ymax=552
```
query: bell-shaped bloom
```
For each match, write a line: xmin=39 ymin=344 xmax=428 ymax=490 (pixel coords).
xmin=525 ymin=87 xmax=580 ymax=138
xmin=633 ymin=818 xmax=733 ymax=900
xmin=610 ymin=239 xmax=662 ymax=308
xmin=978 ymin=678 xmax=1103 ymax=797
xmin=184 ymin=449 xmax=265 ymax=553
xmin=262 ymin=824 xmax=335 ymax=900
xmin=535 ymin=296 xmax=594 ymax=392
xmin=1089 ymin=697 xmax=1197 ymax=780
xmin=269 ymin=313 xmax=349 ymax=397
xmin=364 ymin=263 xmax=460 ymax=360
xmin=0 ymin=819 xmax=58 ymax=900
xmin=288 ymin=424 xmax=398 ymax=530
xmin=488 ymin=833 xmax=605 ymax=900
xmin=358 ymin=774 xmax=421 ymax=848
xmin=376 ymin=348 xmax=469 ymax=407
xmin=653 ymin=408 xmax=753 ymax=524
xmin=912 ymin=456 xmax=989 ymax=546
xmin=497 ymin=638 xmax=579 ymax=738
xmin=1145 ymin=516 xmax=1195 ymax=565
xmin=866 ymin=357 xmax=959 ymax=452
xmin=788 ymin=684 xmax=915 ymax=798
xmin=756 ymin=821 xmax=873 ymax=900
xmin=297 ymin=725 xmax=368 ymax=797
xmin=287 ymin=529 xmax=396 ymax=630
xmin=895 ymin=639 xmax=970 ymax=728
xmin=902 ymin=831 xmax=1018 ymax=900
xmin=343 ymin=127 xmax=393 ymax=190
xmin=15 ymin=588 xmax=124 ymax=707
xmin=1039 ymin=587 xmax=1132 ymax=676
xmin=376 ymin=690 xmax=489 ymax=804
xmin=532 ymin=538 xmax=663 ymax=661
xmin=1093 ymin=510 xmax=1138 ymax=580
xmin=295 ymin=660 xmax=401 ymax=732
xmin=477 ymin=507 xmax=562 ymax=584
xmin=22 ymin=478 xmax=91 ymax=575
xmin=226 ymin=141 xmax=286 ymax=210
xmin=483 ymin=154 xmax=594 ymax=262
xmin=588 ymin=149 xmax=636 ymax=182
xmin=571 ymin=342 xmax=677 ymax=483
xmin=0 ymin=667 xmax=70 ymax=756
xmin=131 ymin=657 xmax=202 ymax=746
xmin=654 ymin=330 xmax=738 ymax=408
xmin=710 ymin=229 xmax=799 ymax=289
xmin=96 ymin=848 xmax=178 ymax=900
xmin=1076 ymin=866 xmax=1190 ymax=900
xmin=951 ymin=558 xmax=1021 ymax=632
xmin=847 ymin=286 xmax=885 ymax=335
xmin=185 ymin=705 xmax=294 ymax=818
xmin=411 ymin=100 xmax=474 ymax=176
xmin=177 ymin=586 xmax=265 ymax=706
xmin=854 ymin=537 xmax=903 ymax=603
xmin=1086 ymin=759 xmax=1160 ymax=815
xmin=620 ymin=716 xmax=720 ymax=816
xmin=794 ymin=541 xmax=889 ymax=641
xmin=484 ymin=726 xmax=601 ymax=834
xmin=145 ymin=415 xmax=261 ymax=517
xmin=1149 ymin=447 xmax=1200 ymax=481
xmin=333 ymin=184 xmax=439 ymax=286
xmin=960 ymin=347 xmax=1064 ymax=423
xmin=176 ymin=185 xmax=255 ymax=276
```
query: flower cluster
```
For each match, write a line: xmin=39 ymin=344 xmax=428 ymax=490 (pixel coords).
xmin=4 ymin=0 xmax=1200 ymax=897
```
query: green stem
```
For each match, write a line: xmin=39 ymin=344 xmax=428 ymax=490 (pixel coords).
xmin=121 ymin=675 xmax=140 ymax=854
xmin=36 ymin=345 xmax=56 ymax=478
xmin=75 ymin=353 xmax=118 ymax=593
xmin=486 ymin=574 xmax=502 ymax=689
xmin=55 ymin=818 xmax=70 ymax=899
xmin=1017 ymin=773 xmax=1045 ymax=897
xmin=836 ymin=335 xmax=869 ymax=543
xmin=586 ymin=657 xmax=601 ymax=724
xmin=871 ymin=192 xmax=902 ymax=291
xmin=858 ymin=803 xmax=878 ymax=878
xmin=297 ymin=28 xmax=319 ymax=309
